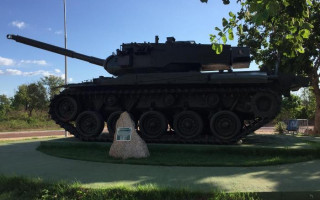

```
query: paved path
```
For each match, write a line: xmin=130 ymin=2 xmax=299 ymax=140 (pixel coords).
xmin=0 ymin=126 xmax=314 ymax=140
xmin=0 ymin=139 xmax=320 ymax=192
xmin=0 ymin=130 xmax=65 ymax=139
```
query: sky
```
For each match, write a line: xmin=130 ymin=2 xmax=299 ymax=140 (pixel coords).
xmin=0 ymin=0 xmax=253 ymax=97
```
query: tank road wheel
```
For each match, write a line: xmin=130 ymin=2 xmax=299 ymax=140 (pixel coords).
xmin=173 ymin=111 xmax=203 ymax=139
xmin=107 ymin=111 xmax=123 ymax=137
xmin=139 ymin=111 xmax=167 ymax=138
xmin=54 ymin=96 xmax=78 ymax=122
xmin=210 ymin=111 xmax=241 ymax=141
xmin=252 ymin=92 xmax=278 ymax=118
xmin=76 ymin=111 xmax=104 ymax=138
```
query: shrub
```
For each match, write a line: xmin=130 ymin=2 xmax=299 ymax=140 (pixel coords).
xmin=274 ymin=121 xmax=287 ymax=134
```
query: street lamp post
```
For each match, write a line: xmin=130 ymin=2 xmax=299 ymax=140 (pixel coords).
xmin=63 ymin=0 xmax=68 ymax=137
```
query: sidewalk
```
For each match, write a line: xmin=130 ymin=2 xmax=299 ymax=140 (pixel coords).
xmin=0 ymin=130 xmax=65 ymax=140
xmin=0 ymin=139 xmax=319 ymax=192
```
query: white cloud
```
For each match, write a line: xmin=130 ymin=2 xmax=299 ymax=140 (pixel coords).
xmin=3 ymin=69 xmax=54 ymax=77
xmin=54 ymin=69 xmax=61 ymax=73
xmin=54 ymin=30 xmax=63 ymax=35
xmin=6 ymin=69 xmax=22 ymax=75
xmin=59 ymin=74 xmax=73 ymax=82
xmin=0 ymin=70 xmax=3 ymax=74
xmin=23 ymin=70 xmax=51 ymax=76
xmin=47 ymin=27 xmax=52 ymax=31
xmin=20 ymin=59 xmax=48 ymax=66
xmin=0 ymin=57 xmax=49 ymax=67
xmin=11 ymin=21 xmax=26 ymax=29
xmin=0 ymin=56 xmax=15 ymax=66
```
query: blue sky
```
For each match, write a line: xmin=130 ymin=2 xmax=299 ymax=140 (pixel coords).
xmin=0 ymin=0 xmax=252 ymax=97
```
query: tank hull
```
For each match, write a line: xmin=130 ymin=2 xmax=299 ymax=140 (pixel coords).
xmin=48 ymin=71 xmax=304 ymax=144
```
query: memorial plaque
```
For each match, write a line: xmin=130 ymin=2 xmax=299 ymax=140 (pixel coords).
xmin=116 ymin=127 xmax=132 ymax=141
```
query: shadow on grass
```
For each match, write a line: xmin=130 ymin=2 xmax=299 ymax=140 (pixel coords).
xmin=0 ymin=136 xmax=320 ymax=193
xmin=37 ymin=140 xmax=320 ymax=167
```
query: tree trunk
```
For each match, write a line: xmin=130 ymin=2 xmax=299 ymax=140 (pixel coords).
xmin=28 ymin=108 xmax=33 ymax=117
xmin=311 ymin=69 xmax=320 ymax=135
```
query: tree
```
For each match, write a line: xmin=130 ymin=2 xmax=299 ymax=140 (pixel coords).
xmin=12 ymin=84 xmax=29 ymax=111
xmin=26 ymin=82 xmax=47 ymax=116
xmin=278 ymin=94 xmax=301 ymax=121
xmin=12 ymin=82 xmax=48 ymax=116
xmin=0 ymin=94 xmax=11 ymax=119
xmin=40 ymin=75 xmax=64 ymax=100
xmin=296 ymin=87 xmax=316 ymax=120
xmin=205 ymin=0 xmax=320 ymax=134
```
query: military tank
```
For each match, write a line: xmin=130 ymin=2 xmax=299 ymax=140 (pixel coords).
xmin=7 ymin=34 xmax=309 ymax=144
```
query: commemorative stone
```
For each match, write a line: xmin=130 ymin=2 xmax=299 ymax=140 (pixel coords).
xmin=109 ymin=112 xmax=150 ymax=159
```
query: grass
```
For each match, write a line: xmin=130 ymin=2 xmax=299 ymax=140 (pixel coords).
xmin=37 ymin=140 xmax=320 ymax=167
xmin=0 ymin=110 xmax=60 ymax=132
xmin=0 ymin=175 xmax=261 ymax=200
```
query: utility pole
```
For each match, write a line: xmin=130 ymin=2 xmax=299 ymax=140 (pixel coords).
xmin=63 ymin=0 xmax=68 ymax=137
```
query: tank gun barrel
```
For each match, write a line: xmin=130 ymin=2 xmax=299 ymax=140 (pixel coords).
xmin=7 ymin=34 xmax=105 ymax=67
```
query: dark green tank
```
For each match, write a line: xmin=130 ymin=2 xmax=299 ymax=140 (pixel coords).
xmin=7 ymin=34 xmax=309 ymax=144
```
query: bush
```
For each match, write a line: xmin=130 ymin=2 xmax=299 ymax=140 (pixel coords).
xmin=274 ymin=121 xmax=287 ymax=134
xmin=0 ymin=109 xmax=59 ymax=131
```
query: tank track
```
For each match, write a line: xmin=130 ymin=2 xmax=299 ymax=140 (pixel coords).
xmin=49 ymin=85 xmax=281 ymax=144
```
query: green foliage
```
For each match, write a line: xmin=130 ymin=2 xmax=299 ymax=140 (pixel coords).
xmin=0 ymin=75 xmax=65 ymax=130
xmin=276 ymin=89 xmax=316 ymax=121
xmin=209 ymin=0 xmax=316 ymax=59
xmin=0 ymin=110 xmax=59 ymax=131
xmin=274 ymin=121 xmax=287 ymax=134
xmin=276 ymin=94 xmax=301 ymax=121
xmin=12 ymin=84 xmax=29 ymax=111
xmin=41 ymin=75 xmax=64 ymax=100
xmin=26 ymin=82 xmax=47 ymax=116
xmin=206 ymin=0 xmax=320 ymax=133
xmin=11 ymin=82 xmax=48 ymax=117
xmin=0 ymin=95 xmax=11 ymax=120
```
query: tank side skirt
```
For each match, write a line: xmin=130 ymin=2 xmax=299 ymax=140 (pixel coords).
xmin=49 ymin=85 xmax=281 ymax=144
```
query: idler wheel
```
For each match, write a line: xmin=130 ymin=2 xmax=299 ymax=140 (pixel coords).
xmin=210 ymin=111 xmax=241 ymax=141
xmin=54 ymin=96 xmax=78 ymax=122
xmin=139 ymin=111 xmax=167 ymax=138
xmin=107 ymin=111 xmax=123 ymax=137
xmin=173 ymin=111 xmax=203 ymax=139
xmin=252 ymin=92 xmax=277 ymax=118
xmin=76 ymin=111 xmax=104 ymax=138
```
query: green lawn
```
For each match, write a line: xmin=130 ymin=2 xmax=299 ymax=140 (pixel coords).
xmin=37 ymin=140 xmax=320 ymax=167
xmin=0 ymin=175 xmax=260 ymax=200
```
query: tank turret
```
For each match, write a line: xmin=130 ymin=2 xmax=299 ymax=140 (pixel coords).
xmin=106 ymin=36 xmax=250 ymax=76
xmin=7 ymin=34 xmax=250 ymax=76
